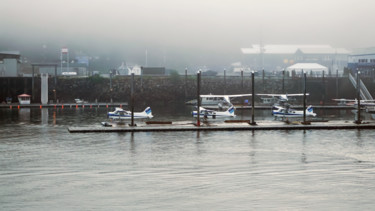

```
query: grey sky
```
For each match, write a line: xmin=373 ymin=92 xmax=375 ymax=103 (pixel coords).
xmin=1 ymin=0 xmax=374 ymax=68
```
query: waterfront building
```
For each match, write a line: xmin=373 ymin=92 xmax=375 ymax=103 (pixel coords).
xmin=0 ymin=51 xmax=21 ymax=77
xmin=347 ymin=53 xmax=375 ymax=77
xmin=241 ymin=44 xmax=350 ymax=74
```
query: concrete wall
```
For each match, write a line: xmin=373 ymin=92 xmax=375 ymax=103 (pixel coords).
xmin=1 ymin=75 xmax=373 ymax=106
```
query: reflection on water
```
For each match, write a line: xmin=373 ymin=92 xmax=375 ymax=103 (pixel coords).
xmin=1 ymin=106 xmax=375 ymax=210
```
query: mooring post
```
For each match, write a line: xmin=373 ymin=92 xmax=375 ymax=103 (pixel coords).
xmin=282 ymin=69 xmax=285 ymax=93
xmin=32 ymin=65 xmax=35 ymax=102
xmin=262 ymin=68 xmax=265 ymax=92
xmin=140 ymin=68 xmax=143 ymax=92
xmin=130 ymin=73 xmax=135 ymax=126
xmin=224 ymin=68 xmax=226 ymax=95
xmin=241 ymin=70 xmax=244 ymax=90
xmin=251 ymin=71 xmax=256 ymax=125
xmin=303 ymin=72 xmax=307 ymax=124
xmin=54 ymin=65 xmax=57 ymax=87
xmin=110 ymin=71 xmax=113 ymax=103
xmin=197 ymin=71 xmax=201 ymax=126
xmin=185 ymin=68 xmax=188 ymax=98
xmin=355 ymin=69 xmax=361 ymax=124
xmin=336 ymin=69 xmax=339 ymax=98
xmin=322 ymin=70 xmax=325 ymax=105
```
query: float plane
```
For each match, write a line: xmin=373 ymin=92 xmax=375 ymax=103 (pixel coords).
xmin=257 ymin=93 xmax=316 ymax=120
xmin=192 ymin=106 xmax=236 ymax=119
xmin=272 ymin=105 xmax=316 ymax=119
xmin=107 ymin=107 xmax=153 ymax=120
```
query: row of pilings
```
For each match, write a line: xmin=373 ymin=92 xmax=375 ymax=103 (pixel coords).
xmin=1 ymin=74 xmax=374 ymax=107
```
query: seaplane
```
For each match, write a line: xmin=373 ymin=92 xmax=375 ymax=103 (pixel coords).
xmin=192 ymin=106 xmax=236 ymax=119
xmin=257 ymin=93 xmax=316 ymax=120
xmin=186 ymin=94 xmax=253 ymax=109
xmin=272 ymin=104 xmax=316 ymax=119
xmin=107 ymin=107 xmax=153 ymax=120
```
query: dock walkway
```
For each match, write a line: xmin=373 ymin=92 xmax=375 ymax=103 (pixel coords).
xmin=68 ymin=120 xmax=375 ymax=133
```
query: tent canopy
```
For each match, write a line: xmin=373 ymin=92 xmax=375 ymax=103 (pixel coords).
xmin=285 ymin=63 xmax=328 ymax=76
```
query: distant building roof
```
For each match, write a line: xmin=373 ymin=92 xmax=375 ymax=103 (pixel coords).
xmin=286 ymin=63 xmax=328 ymax=71
xmin=0 ymin=51 xmax=21 ymax=59
xmin=241 ymin=45 xmax=350 ymax=55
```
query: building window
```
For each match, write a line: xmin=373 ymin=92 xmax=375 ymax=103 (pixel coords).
xmin=359 ymin=59 xmax=368 ymax=63
xmin=370 ymin=59 xmax=375 ymax=63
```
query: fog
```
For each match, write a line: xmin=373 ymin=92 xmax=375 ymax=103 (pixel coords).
xmin=1 ymin=0 xmax=374 ymax=69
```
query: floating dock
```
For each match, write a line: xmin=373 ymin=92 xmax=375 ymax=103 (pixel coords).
xmin=68 ymin=120 xmax=375 ymax=133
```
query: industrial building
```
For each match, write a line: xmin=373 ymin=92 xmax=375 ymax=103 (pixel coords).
xmin=0 ymin=51 xmax=21 ymax=77
xmin=241 ymin=45 xmax=350 ymax=74
xmin=347 ymin=53 xmax=375 ymax=76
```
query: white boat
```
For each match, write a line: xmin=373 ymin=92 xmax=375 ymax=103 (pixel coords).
xmin=18 ymin=94 xmax=31 ymax=105
xmin=107 ymin=107 xmax=153 ymax=120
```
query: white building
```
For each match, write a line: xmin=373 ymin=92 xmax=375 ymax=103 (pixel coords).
xmin=286 ymin=63 xmax=328 ymax=77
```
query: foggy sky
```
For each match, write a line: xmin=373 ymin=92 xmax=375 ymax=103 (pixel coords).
xmin=1 ymin=0 xmax=375 ymax=69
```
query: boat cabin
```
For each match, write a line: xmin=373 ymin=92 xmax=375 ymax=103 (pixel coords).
xmin=18 ymin=94 xmax=31 ymax=105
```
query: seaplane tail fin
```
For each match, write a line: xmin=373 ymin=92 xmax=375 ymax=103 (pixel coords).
xmin=306 ymin=105 xmax=317 ymax=117
xmin=143 ymin=107 xmax=153 ymax=118
xmin=226 ymin=106 xmax=236 ymax=116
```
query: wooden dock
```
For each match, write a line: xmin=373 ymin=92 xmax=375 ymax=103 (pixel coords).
xmin=68 ymin=120 xmax=375 ymax=133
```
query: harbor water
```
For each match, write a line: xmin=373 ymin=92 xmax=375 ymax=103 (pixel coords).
xmin=1 ymin=106 xmax=375 ymax=210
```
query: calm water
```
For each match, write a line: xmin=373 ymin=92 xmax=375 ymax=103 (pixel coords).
xmin=1 ymin=106 xmax=375 ymax=210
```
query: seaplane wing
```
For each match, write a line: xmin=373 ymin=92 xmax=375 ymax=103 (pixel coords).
xmin=332 ymin=99 xmax=375 ymax=106
xmin=199 ymin=94 xmax=253 ymax=106
xmin=332 ymin=98 xmax=375 ymax=102
xmin=200 ymin=94 xmax=252 ymax=98
xmin=108 ymin=107 xmax=153 ymax=120
xmin=257 ymin=93 xmax=309 ymax=101
xmin=192 ymin=106 xmax=236 ymax=119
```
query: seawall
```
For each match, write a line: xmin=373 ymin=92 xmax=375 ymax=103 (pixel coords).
xmin=1 ymin=75 xmax=374 ymax=107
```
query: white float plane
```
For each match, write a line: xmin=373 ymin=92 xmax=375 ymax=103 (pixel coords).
xmin=272 ymin=105 xmax=316 ymax=119
xmin=107 ymin=107 xmax=153 ymax=120
xmin=192 ymin=106 xmax=236 ymax=119
xmin=256 ymin=93 xmax=316 ymax=119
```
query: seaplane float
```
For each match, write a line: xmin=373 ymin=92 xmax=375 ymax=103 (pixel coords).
xmin=192 ymin=106 xmax=236 ymax=119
